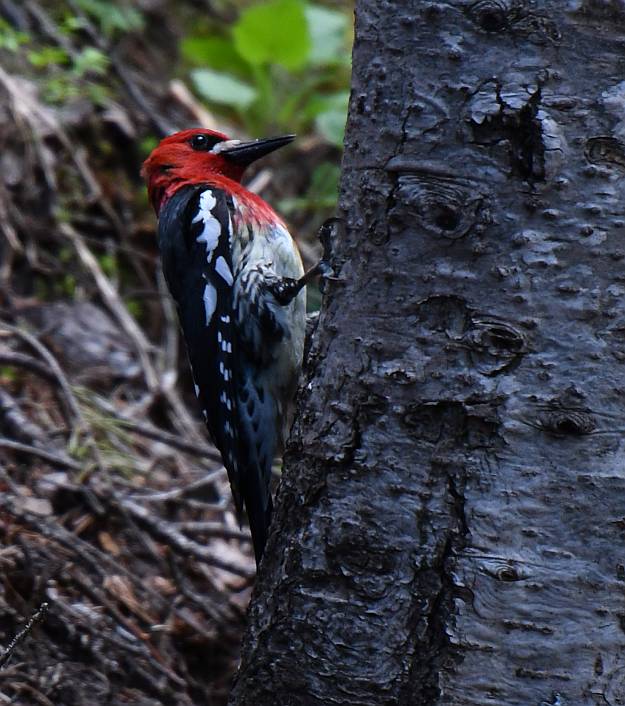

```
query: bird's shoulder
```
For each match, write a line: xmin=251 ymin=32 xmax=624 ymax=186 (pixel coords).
xmin=158 ymin=184 xmax=234 ymax=246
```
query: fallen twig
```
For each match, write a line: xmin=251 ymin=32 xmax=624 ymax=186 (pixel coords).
xmin=0 ymin=321 xmax=106 ymax=476
xmin=134 ymin=467 xmax=225 ymax=502
xmin=0 ymin=389 xmax=46 ymax=445
xmin=0 ymin=488 xmax=239 ymax=631
xmin=83 ymin=390 xmax=221 ymax=462
xmin=69 ymin=567 xmax=186 ymax=687
xmin=0 ymin=321 xmax=82 ymax=429
xmin=58 ymin=222 xmax=159 ymax=392
xmin=175 ymin=521 xmax=249 ymax=542
xmin=0 ymin=602 xmax=48 ymax=669
xmin=0 ymin=350 xmax=57 ymax=384
xmin=65 ymin=0 xmax=174 ymax=137
xmin=59 ymin=222 xmax=208 ymax=447
xmin=121 ymin=498 xmax=253 ymax=578
xmin=0 ymin=437 xmax=82 ymax=471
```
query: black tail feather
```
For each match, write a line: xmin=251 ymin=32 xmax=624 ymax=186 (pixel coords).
xmin=246 ymin=492 xmax=273 ymax=566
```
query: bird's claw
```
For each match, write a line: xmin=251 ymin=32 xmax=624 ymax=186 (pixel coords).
xmin=270 ymin=277 xmax=301 ymax=305
xmin=318 ymin=217 xmax=341 ymax=262
xmin=317 ymin=260 xmax=334 ymax=279
xmin=316 ymin=217 xmax=342 ymax=292
xmin=272 ymin=219 xmax=342 ymax=304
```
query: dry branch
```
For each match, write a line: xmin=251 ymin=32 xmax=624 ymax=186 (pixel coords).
xmin=0 ymin=603 xmax=48 ymax=669
xmin=0 ymin=438 xmax=82 ymax=471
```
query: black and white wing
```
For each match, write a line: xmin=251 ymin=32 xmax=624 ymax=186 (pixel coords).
xmin=158 ymin=184 xmax=302 ymax=564
xmin=157 ymin=185 xmax=244 ymax=510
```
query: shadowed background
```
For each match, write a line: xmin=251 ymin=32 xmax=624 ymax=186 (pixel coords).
xmin=0 ymin=0 xmax=351 ymax=703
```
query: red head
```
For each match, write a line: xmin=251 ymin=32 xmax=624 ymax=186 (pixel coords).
xmin=141 ymin=128 xmax=295 ymax=215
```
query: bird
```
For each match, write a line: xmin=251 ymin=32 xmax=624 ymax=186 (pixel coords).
xmin=142 ymin=128 xmax=310 ymax=565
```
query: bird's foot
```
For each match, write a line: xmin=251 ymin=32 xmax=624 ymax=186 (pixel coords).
xmin=270 ymin=277 xmax=303 ymax=305
xmin=271 ymin=218 xmax=342 ymax=305
xmin=315 ymin=217 xmax=342 ymax=292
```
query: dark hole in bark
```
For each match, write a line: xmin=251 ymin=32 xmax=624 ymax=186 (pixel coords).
xmin=487 ymin=326 xmax=524 ymax=352
xmin=538 ymin=410 xmax=596 ymax=436
xmin=555 ymin=417 xmax=586 ymax=435
xmin=479 ymin=10 xmax=506 ymax=32
xmin=468 ymin=1 xmax=508 ymax=32
xmin=433 ymin=204 xmax=460 ymax=231
xmin=497 ymin=566 xmax=520 ymax=581
xmin=513 ymin=102 xmax=545 ymax=181
xmin=470 ymin=96 xmax=545 ymax=182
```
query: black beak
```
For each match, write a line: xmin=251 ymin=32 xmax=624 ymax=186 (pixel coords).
xmin=222 ymin=134 xmax=295 ymax=166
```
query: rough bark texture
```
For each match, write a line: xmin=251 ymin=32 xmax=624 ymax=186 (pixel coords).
xmin=230 ymin=2 xmax=625 ymax=704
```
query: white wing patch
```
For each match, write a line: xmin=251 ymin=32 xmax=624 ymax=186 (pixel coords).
xmin=220 ymin=390 xmax=233 ymax=411
xmin=203 ymin=283 xmax=217 ymax=324
xmin=215 ymin=255 xmax=233 ymax=285
xmin=193 ymin=190 xmax=220 ymax=263
xmin=227 ymin=211 xmax=234 ymax=247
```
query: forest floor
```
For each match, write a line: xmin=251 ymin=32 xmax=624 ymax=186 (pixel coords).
xmin=0 ymin=2 xmax=337 ymax=703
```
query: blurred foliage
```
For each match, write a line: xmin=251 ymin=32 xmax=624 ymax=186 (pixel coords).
xmin=278 ymin=160 xmax=341 ymax=213
xmin=31 ymin=44 xmax=111 ymax=104
xmin=0 ymin=4 xmax=114 ymax=105
xmin=0 ymin=17 xmax=29 ymax=51
xmin=0 ymin=0 xmax=352 ymax=228
xmin=0 ymin=4 xmax=353 ymax=694
xmin=0 ymin=0 xmax=352 ymax=145
xmin=73 ymin=0 xmax=144 ymax=36
xmin=0 ymin=0 xmax=352 ymax=309
xmin=182 ymin=0 xmax=352 ymax=235
xmin=183 ymin=0 xmax=352 ymax=146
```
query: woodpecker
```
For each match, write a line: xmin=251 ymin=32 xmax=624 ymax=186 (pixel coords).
xmin=142 ymin=128 xmax=310 ymax=565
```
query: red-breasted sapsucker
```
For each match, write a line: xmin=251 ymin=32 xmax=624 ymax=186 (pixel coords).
xmin=142 ymin=129 xmax=307 ymax=564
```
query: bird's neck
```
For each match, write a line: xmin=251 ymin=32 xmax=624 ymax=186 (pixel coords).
xmin=154 ymin=173 xmax=283 ymax=228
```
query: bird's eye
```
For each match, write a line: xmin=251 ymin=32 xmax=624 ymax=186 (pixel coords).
xmin=190 ymin=134 xmax=221 ymax=151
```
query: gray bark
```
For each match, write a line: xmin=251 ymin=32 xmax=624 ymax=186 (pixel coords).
xmin=230 ymin=2 xmax=625 ymax=704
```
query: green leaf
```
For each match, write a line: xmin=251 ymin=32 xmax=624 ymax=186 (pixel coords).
xmin=232 ymin=0 xmax=310 ymax=70
xmin=0 ymin=366 xmax=17 ymax=382
xmin=316 ymin=109 xmax=346 ymax=146
xmin=0 ymin=18 xmax=29 ymax=52
xmin=302 ymin=90 xmax=348 ymax=145
xmin=87 ymin=83 xmax=111 ymax=106
xmin=74 ymin=0 xmax=144 ymax=37
xmin=191 ymin=68 xmax=257 ymax=109
xmin=125 ymin=299 xmax=143 ymax=319
xmin=315 ymin=92 xmax=349 ymax=146
xmin=62 ymin=274 xmax=76 ymax=296
xmin=98 ymin=253 xmax=118 ymax=277
xmin=303 ymin=162 xmax=341 ymax=208
xmin=42 ymin=76 xmax=80 ymax=103
xmin=278 ymin=161 xmax=340 ymax=213
xmin=27 ymin=47 xmax=70 ymax=68
xmin=73 ymin=47 xmax=109 ymax=77
xmin=181 ymin=36 xmax=250 ymax=75
xmin=305 ymin=4 xmax=350 ymax=66
xmin=304 ymin=90 xmax=349 ymax=120
xmin=139 ymin=136 xmax=158 ymax=158
xmin=61 ymin=13 xmax=88 ymax=34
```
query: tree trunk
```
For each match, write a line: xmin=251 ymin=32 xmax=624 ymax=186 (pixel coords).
xmin=230 ymin=2 xmax=625 ymax=704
